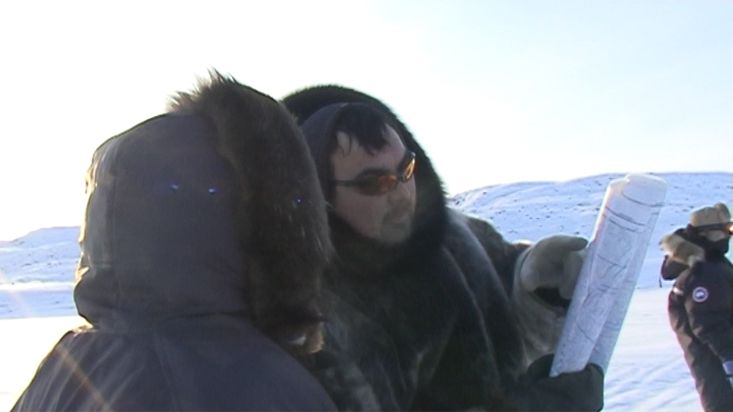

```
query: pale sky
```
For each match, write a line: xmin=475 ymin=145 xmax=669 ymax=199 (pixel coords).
xmin=1 ymin=0 xmax=731 ymax=241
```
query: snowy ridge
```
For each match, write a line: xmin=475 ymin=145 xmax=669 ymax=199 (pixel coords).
xmin=0 ymin=227 xmax=79 ymax=285
xmin=1 ymin=172 xmax=731 ymax=411
xmin=1 ymin=171 xmax=730 ymax=291
xmin=0 ymin=227 xmax=78 ymax=321
xmin=450 ymin=172 xmax=733 ymax=288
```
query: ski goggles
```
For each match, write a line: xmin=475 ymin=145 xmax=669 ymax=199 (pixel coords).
xmin=333 ymin=151 xmax=416 ymax=196
xmin=691 ymin=222 xmax=733 ymax=235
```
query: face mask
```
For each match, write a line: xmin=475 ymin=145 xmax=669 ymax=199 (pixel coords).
xmin=686 ymin=225 xmax=731 ymax=256
xmin=711 ymin=238 xmax=730 ymax=255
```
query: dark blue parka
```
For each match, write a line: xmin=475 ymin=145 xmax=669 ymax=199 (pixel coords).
xmin=12 ymin=75 xmax=336 ymax=412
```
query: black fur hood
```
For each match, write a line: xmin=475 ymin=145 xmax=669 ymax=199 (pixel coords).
xmin=282 ymin=85 xmax=448 ymax=272
xmin=74 ymin=73 xmax=331 ymax=338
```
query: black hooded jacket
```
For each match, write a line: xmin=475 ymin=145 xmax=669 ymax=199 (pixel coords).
xmin=281 ymin=86 xmax=586 ymax=411
xmin=12 ymin=75 xmax=336 ymax=412
xmin=663 ymin=228 xmax=733 ymax=411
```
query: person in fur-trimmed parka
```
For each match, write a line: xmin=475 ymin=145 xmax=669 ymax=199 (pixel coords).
xmin=12 ymin=73 xmax=336 ymax=412
xmin=282 ymin=86 xmax=604 ymax=411
xmin=662 ymin=203 xmax=733 ymax=412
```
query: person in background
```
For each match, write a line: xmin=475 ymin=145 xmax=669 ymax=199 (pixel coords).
xmin=661 ymin=202 xmax=733 ymax=412
xmin=281 ymin=86 xmax=604 ymax=411
xmin=12 ymin=72 xmax=336 ymax=412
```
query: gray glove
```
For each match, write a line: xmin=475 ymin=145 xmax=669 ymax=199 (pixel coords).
xmin=723 ymin=360 xmax=733 ymax=390
xmin=518 ymin=235 xmax=588 ymax=301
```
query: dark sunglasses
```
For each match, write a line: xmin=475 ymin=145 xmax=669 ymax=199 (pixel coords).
xmin=692 ymin=222 xmax=733 ymax=235
xmin=333 ymin=151 xmax=416 ymax=196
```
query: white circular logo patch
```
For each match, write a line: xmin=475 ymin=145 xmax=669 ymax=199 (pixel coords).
xmin=692 ymin=287 xmax=709 ymax=303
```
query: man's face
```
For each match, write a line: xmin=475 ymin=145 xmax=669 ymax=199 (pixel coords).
xmin=330 ymin=125 xmax=417 ymax=245
xmin=701 ymin=227 xmax=732 ymax=243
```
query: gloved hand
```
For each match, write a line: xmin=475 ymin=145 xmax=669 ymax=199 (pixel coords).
xmin=723 ymin=360 xmax=733 ymax=390
xmin=518 ymin=235 xmax=588 ymax=304
xmin=510 ymin=354 xmax=604 ymax=411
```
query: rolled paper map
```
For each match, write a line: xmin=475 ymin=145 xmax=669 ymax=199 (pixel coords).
xmin=550 ymin=174 xmax=667 ymax=377
xmin=588 ymin=218 xmax=659 ymax=371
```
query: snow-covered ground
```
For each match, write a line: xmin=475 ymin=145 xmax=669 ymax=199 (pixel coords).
xmin=1 ymin=172 xmax=731 ymax=411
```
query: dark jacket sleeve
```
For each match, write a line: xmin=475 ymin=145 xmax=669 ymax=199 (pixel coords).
xmin=462 ymin=212 xmax=571 ymax=369
xmin=685 ymin=262 xmax=733 ymax=361
xmin=661 ymin=255 xmax=688 ymax=280
xmin=463 ymin=214 xmax=528 ymax=294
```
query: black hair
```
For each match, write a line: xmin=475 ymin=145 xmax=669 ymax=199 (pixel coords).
xmin=321 ymin=103 xmax=403 ymax=199
xmin=332 ymin=103 xmax=399 ymax=154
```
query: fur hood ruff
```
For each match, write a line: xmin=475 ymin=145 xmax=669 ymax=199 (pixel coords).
xmin=661 ymin=231 xmax=705 ymax=267
xmin=75 ymin=72 xmax=332 ymax=350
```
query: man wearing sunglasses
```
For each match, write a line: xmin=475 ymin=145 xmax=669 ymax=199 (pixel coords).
xmin=283 ymin=87 xmax=604 ymax=411
xmin=661 ymin=203 xmax=733 ymax=412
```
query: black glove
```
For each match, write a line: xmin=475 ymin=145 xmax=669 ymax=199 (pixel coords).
xmin=723 ymin=360 xmax=733 ymax=390
xmin=509 ymin=354 xmax=604 ymax=412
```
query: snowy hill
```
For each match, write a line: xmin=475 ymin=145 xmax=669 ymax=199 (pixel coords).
xmin=1 ymin=171 xmax=730 ymax=292
xmin=450 ymin=172 xmax=733 ymax=288
xmin=0 ymin=171 xmax=730 ymax=411
xmin=0 ymin=227 xmax=79 ymax=285
xmin=0 ymin=227 xmax=78 ymax=319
